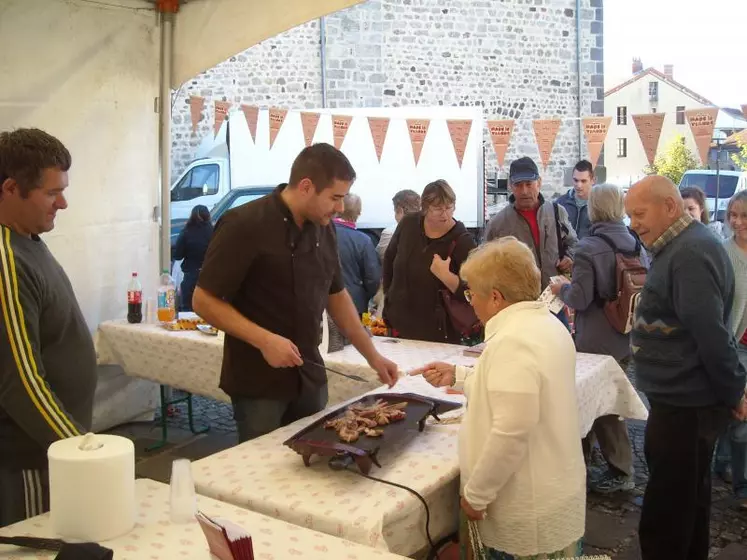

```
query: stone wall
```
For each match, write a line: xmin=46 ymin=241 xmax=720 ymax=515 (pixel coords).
xmin=171 ymin=0 xmax=604 ymax=192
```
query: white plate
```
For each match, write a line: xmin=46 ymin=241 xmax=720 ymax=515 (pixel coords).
xmin=196 ymin=324 xmax=219 ymax=336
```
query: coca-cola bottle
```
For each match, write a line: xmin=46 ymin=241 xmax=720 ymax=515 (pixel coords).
xmin=127 ymin=272 xmax=143 ymax=324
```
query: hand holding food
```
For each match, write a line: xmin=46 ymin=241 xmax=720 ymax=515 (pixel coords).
xmin=410 ymin=362 xmax=456 ymax=388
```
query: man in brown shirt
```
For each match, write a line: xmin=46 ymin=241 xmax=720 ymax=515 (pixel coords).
xmin=193 ymin=143 xmax=398 ymax=442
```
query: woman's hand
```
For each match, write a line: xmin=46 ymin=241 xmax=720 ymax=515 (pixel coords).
xmin=549 ymin=275 xmax=570 ymax=296
xmin=460 ymin=497 xmax=486 ymax=521
xmin=430 ymin=254 xmax=452 ymax=282
xmin=410 ymin=362 xmax=456 ymax=387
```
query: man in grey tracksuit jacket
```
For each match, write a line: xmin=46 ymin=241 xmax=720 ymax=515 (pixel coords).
xmin=484 ymin=157 xmax=578 ymax=290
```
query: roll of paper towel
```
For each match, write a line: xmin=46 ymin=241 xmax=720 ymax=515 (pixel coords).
xmin=48 ymin=433 xmax=135 ymax=542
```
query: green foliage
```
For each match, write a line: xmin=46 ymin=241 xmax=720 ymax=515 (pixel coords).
xmin=644 ymin=135 xmax=701 ymax=185
xmin=731 ymin=139 xmax=747 ymax=171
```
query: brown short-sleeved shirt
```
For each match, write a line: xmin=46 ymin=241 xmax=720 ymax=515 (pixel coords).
xmin=197 ymin=186 xmax=344 ymax=400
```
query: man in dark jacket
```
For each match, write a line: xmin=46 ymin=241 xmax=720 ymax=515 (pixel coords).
xmin=626 ymin=175 xmax=747 ymax=560
xmin=333 ymin=193 xmax=380 ymax=316
xmin=0 ymin=129 xmax=97 ymax=525
xmin=556 ymin=159 xmax=594 ymax=239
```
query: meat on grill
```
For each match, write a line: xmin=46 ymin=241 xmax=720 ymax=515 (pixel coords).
xmin=324 ymin=400 xmax=408 ymax=443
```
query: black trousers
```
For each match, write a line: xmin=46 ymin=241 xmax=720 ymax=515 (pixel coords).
xmin=639 ymin=401 xmax=731 ymax=560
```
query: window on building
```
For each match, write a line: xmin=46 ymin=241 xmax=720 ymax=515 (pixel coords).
xmin=652 ymin=108 xmax=657 ymax=113
xmin=676 ymin=106 xmax=686 ymax=125
xmin=649 ymin=81 xmax=658 ymax=101
xmin=617 ymin=138 xmax=627 ymax=158
xmin=617 ymin=106 xmax=627 ymax=125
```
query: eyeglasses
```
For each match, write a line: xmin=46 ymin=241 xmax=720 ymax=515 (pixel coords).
xmin=428 ymin=205 xmax=455 ymax=216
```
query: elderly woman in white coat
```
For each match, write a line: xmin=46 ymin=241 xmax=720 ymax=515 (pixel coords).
xmin=413 ymin=237 xmax=586 ymax=559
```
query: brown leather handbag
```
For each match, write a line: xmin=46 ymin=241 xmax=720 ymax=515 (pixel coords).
xmin=438 ymin=238 xmax=481 ymax=337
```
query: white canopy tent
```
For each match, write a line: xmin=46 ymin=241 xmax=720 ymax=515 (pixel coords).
xmin=0 ymin=0 xmax=364 ymax=328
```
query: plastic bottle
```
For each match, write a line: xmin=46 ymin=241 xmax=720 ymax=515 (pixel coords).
xmin=157 ymin=269 xmax=177 ymax=323
xmin=127 ymin=272 xmax=142 ymax=324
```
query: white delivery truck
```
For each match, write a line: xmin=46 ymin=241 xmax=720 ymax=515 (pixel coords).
xmin=678 ymin=169 xmax=747 ymax=222
xmin=169 ymin=105 xmax=486 ymax=237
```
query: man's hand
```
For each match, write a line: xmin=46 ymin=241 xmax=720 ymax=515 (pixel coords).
xmin=556 ymin=256 xmax=573 ymax=273
xmin=410 ymin=362 xmax=456 ymax=387
xmin=259 ymin=333 xmax=303 ymax=368
xmin=549 ymin=275 xmax=570 ymax=296
xmin=368 ymin=354 xmax=398 ymax=387
xmin=460 ymin=496 xmax=486 ymax=521
xmin=734 ymin=394 xmax=747 ymax=421
xmin=430 ymin=254 xmax=452 ymax=282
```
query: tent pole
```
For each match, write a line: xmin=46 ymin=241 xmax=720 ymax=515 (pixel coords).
xmin=158 ymin=0 xmax=178 ymax=274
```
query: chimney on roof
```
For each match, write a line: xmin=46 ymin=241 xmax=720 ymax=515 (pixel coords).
xmin=632 ymin=58 xmax=643 ymax=75
xmin=664 ymin=64 xmax=674 ymax=81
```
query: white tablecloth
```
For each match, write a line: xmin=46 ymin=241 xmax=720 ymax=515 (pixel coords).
xmin=193 ymin=377 xmax=464 ymax=556
xmin=97 ymin=320 xmax=647 ymax=435
xmin=96 ymin=321 xmax=470 ymax=406
xmin=0 ymin=479 xmax=407 ymax=560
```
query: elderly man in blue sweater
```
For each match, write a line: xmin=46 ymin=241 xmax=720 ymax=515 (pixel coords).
xmin=626 ymin=175 xmax=747 ymax=560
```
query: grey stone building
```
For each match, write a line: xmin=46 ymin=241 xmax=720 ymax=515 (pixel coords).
xmin=171 ymin=0 xmax=604 ymax=192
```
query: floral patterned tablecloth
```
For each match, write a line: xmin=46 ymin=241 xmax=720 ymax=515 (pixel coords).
xmin=0 ymin=479 xmax=408 ymax=560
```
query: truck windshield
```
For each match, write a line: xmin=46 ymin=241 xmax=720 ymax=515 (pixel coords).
xmin=679 ymin=173 xmax=739 ymax=198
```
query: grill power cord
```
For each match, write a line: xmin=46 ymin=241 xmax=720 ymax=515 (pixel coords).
xmin=345 ymin=466 xmax=458 ymax=560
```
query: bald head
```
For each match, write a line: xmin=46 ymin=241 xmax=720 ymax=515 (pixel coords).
xmin=625 ymin=175 xmax=685 ymax=248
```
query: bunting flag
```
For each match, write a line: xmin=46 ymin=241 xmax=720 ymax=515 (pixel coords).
xmin=367 ymin=117 xmax=390 ymax=162
xmin=300 ymin=112 xmax=321 ymax=147
xmin=742 ymin=104 xmax=747 ymax=119
xmin=332 ymin=115 xmax=353 ymax=150
xmin=213 ymin=101 xmax=231 ymax=138
xmin=446 ymin=120 xmax=472 ymax=168
xmin=268 ymin=108 xmax=288 ymax=149
xmin=189 ymin=96 xmax=204 ymax=135
xmin=632 ymin=113 xmax=666 ymax=166
xmin=532 ymin=119 xmax=562 ymax=169
xmin=240 ymin=104 xmax=259 ymax=142
xmin=487 ymin=120 xmax=515 ymax=169
xmin=582 ymin=117 xmax=612 ymax=168
xmin=406 ymin=119 xmax=430 ymax=166
xmin=685 ymin=107 xmax=719 ymax=165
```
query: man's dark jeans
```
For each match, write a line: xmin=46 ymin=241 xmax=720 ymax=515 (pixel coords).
xmin=230 ymin=377 xmax=328 ymax=443
xmin=639 ymin=401 xmax=731 ymax=560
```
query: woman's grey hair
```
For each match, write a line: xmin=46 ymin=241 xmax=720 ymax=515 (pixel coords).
xmin=727 ymin=190 xmax=747 ymax=216
xmin=340 ymin=193 xmax=362 ymax=222
xmin=588 ymin=183 xmax=626 ymax=224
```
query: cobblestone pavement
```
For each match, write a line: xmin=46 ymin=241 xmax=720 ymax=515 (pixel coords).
xmin=159 ymin=364 xmax=747 ymax=559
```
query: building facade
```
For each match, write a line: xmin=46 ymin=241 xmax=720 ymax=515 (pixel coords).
xmin=171 ymin=0 xmax=604 ymax=192
xmin=603 ymin=63 xmax=713 ymax=187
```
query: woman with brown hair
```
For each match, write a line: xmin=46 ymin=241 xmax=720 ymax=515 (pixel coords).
xmin=383 ymin=179 xmax=476 ymax=343
xmin=680 ymin=185 xmax=728 ymax=239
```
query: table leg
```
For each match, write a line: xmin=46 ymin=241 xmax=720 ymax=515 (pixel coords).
xmin=145 ymin=385 xmax=210 ymax=452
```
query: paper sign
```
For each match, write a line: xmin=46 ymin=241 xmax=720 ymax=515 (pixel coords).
xmin=213 ymin=101 xmax=231 ymax=138
xmin=367 ymin=117 xmax=390 ymax=162
xmin=268 ymin=108 xmax=288 ymax=149
xmin=240 ymin=105 xmax=259 ymax=142
xmin=539 ymin=277 xmax=566 ymax=314
xmin=446 ymin=119 xmax=472 ymax=168
xmin=189 ymin=96 xmax=204 ymax=135
xmin=582 ymin=116 xmax=612 ymax=167
xmin=300 ymin=112 xmax=320 ymax=147
xmin=332 ymin=115 xmax=353 ymax=150
xmin=406 ymin=119 xmax=430 ymax=166
xmin=632 ymin=113 xmax=666 ymax=166
xmin=487 ymin=120 xmax=515 ymax=169
xmin=532 ymin=119 xmax=561 ymax=169
xmin=686 ymin=107 xmax=719 ymax=165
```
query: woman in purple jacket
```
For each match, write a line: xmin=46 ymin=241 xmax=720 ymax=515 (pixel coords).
xmin=551 ymin=183 xmax=646 ymax=495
